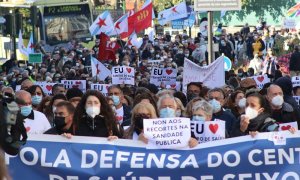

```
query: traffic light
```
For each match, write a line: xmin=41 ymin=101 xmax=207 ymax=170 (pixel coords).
xmin=15 ymin=13 xmax=23 ymax=32
xmin=3 ymin=14 xmax=13 ymax=35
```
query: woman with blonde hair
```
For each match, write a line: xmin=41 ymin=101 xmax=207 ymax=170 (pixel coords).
xmin=175 ymin=97 xmax=185 ymax=117
xmin=124 ymin=102 xmax=157 ymax=140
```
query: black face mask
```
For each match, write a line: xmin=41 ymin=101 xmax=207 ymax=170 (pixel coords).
xmin=54 ymin=116 xmax=66 ymax=130
xmin=134 ymin=114 xmax=150 ymax=134
xmin=187 ymin=92 xmax=199 ymax=102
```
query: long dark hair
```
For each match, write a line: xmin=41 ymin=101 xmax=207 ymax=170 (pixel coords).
xmin=74 ymin=90 xmax=119 ymax=136
xmin=26 ymin=85 xmax=45 ymax=97
xmin=246 ymin=92 xmax=270 ymax=114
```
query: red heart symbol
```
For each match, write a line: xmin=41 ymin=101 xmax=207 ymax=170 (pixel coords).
xmin=257 ymin=76 xmax=264 ymax=82
xmin=46 ymin=85 xmax=53 ymax=91
xmin=72 ymin=85 xmax=79 ymax=88
xmin=26 ymin=127 xmax=31 ymax=132
xmin=170 ymin=84 xmax=176 ymax=88
xmin=281 ymin=125 xmax=291 ymax=131
xmin=126 ymin=68 xmax=132 ymax=73
xmin=76 ymin=81 xmax=82 ymax=84
xmin=166 ymin=69 xmax=173 ymax=75
xmin=209 ymin=124 xmax=219 ymax=134
xmin=116 ymin=116 xmax=123 ymax=121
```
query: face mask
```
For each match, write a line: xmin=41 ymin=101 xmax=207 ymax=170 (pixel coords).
xmin=54 ymin=116 xmax=66 ymax=130
xmin=209 ymin=99 xmax=222 ymax=113
xmin=175 ymin=110 xmax=181 ymax=117
xmin=159 ymin=107 xmax=176 ymax=118
xmin=21 ymin=105 xmax=32 ymax=117
xmin=238 ymin=73 xmax=243 ymax=77
xmin=156 ymin=54 xmax=160 ymax=58
xmin=150 ymin=50 xmax=155 ymax=53
xmin=187 ymin=92 xmax=198 ymax=102
xmin=147 ymin=67 xmax=152 ymax=71
xmin=159 ymin=65 xmax=164 ymax=68
xmin=238 ymin=98 xmax=247 ymax=108
xmin=86 ymin=106 xmax=100 ymax=118
xmin=111 ymin=95 xmax=120 ymax=106
xmin=185 ymin=53 xmax=189 ymax=57
xmin=134 ymin=114 xmax=150 ymax=131
xmin=245 ymin=106 xmax=259 ymax=119
xmin=32 ymin=95 xmax=42 ymax=105
xmin=271 ymin=95 xmax=284 ymax=107
xmin=178 ymin=51 xmax=183 ymax=54
xmin=193 ymin=115 xmax=206 ymax=122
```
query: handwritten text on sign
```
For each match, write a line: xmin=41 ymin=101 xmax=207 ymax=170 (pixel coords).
xmin=61 ymin=80 xmax=86 ymax=92
xmin=143 ymin=118 xmax=191 ymax=149
xmin=150 ymin=68 xmax=177 ymax=87
xmin=112 ymin=66 xmax=135 ymax=85
xmin=191 ymin=120 xmax=226 ymax=143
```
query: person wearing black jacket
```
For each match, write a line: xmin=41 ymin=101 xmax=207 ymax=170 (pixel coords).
xmin=289 ymin=46 xmax=300 ymax=77
xmin=44 ymin=101 xmax=75 ymax=135
xmin=73 ymin=90 xmax=122 ymax=138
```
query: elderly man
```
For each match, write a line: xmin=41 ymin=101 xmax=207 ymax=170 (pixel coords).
xmin=266 ymin=84 xmax=298 ymax=126
xmin=157 ymin=94 xmax=177 ymax=118
xmin=208 ymin=88 xmax=237 ymax=135
xmin=15 ymin=90 xmax=51 ymax=135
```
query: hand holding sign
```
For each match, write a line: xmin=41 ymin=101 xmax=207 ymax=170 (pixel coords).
xmin=190 ymin=120 xmax=225 ymax=143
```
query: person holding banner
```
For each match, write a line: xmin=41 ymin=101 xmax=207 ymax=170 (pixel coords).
xmin=124 ymin=102 xmax=157 ymax=140
xmin=232 ymin=93 xmax=278 ymax=137
xmin=72 ymin=90 xmax=122 ymax=138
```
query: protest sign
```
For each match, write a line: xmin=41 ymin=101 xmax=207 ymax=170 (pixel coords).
xmin=183 ymin=57 xmax=225 ymax=92
xmin=112 ymin=66 xmax=135 ymax=85
xmin=148 ymin=59 xmax=164 ymax=66
xmin=291 ymin=76 xmax=300 ymax=87
xmin=7 ymin=132 xmax=300 ymax=179
xmin=251 ymin=74 xmax=270 ymax=89
xmin=143 ymin=118 xmax=191 ymax=149
xmin=150 ymin=67 xmax=177 ymax=87
xmin=35 ymin=82 xmax=57 ymax=95
xmin=293 ymin=96 xmax=300 ymax=105
xmin=61 ymin=80 xmax=86 ymax=92
xmin=283 ymin=18 xmax=296 ymax=29
xmin=279 ymin=122 xmax=298 ymax=131
xmin=191 ymin=120 xmax=226 ymax=143
xmin=90 ymin=84 xmax=110 ymax=96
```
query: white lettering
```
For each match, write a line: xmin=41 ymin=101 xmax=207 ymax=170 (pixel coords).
xmin=131 ymin=153 xmax=145 ymax=168
xmin=41 ymin=148 xmax=53 ymax=167
xmin=116 ymin=151 xmax=130 ymax=168
xmin=264 ymin=149 xmax=276 ymax=165
xmin=53 ymin=149 xmax=71 ymax=168
xmin=81 ymin=150 xmax=98 ymax=168
xmin=223 ymin=151 xmax=240 ymax=167
xmin=248 ymin=149 xmax=262 ymax=166
xmin=100 ymin=150 xmax=114 ymax=168
xmin=208 ymin=153 xmax=222 ymax=167
xmin=20 ymin=147 xmax=38 ymax=166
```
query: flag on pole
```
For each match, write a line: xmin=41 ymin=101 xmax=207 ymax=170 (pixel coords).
xmin=26 ymin=32 xmax=34 ymax=54
xmin=142 ymin=0 xmax=155 ymax=19
xmin=128 ymin=2 xmax=152 ymax=35
xmin=158 ymin=1 xmax=188 ymax=25
xmin=91 ymin=57 xmax=111 ymax=81
xmin=126 ymin=32 xmax=142 ymax=48
xmin=89 ymin=11 xmax=115 ymax=36
xmin=98 ymin=33 xmax=120 ymax=61
xmin=111 ymin=14 xmax=129 ymax=39
xmin=287 ymin=3 xmax=300 ymax=17
xmin=18 ymin=30 xmax=28 ymax=56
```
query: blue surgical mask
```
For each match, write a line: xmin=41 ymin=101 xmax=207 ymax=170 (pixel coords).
xmin=21 ymin=105 xmax=32 ymax=117
xmin=159 ymin=107 xmax=176 ymax=118
xmin=209 ymin=99 xmax=222 ymax=113
xmin=193 ymin=115 xmax=206 ymax=122
xmin=32 ymin=95 xmax=42 ymax=105
xmin=111 ymin=95 xmax=120 ymax=106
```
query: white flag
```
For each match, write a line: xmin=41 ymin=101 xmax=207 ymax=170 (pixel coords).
xmin=91 ymin=57 xmax=111 ymax=81
xmin=126 ymin=33 xmax=142 ymax=48
xmin=26 ymin=32 xmax=34 ymax=54
xmin=158 ymin=1 xmax=188 ymax=25
xmin=89 ymin=11 xmax=115 ymax=36
xmin=18 ymin=30 xmax=28 ymax=56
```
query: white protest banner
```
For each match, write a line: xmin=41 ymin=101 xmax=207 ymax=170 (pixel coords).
xmin=283 ymin=18 xmax=296 ymax=29
xmin=61 ymin=80 xmax=86 ymax=92
xmin=148 ymin=60 xmax=164 ymax=66
xmin=112 ymin=66 xmax=135 ymax=85
xmin=183 ymin=57 xmax=225 ymax=92
xmin=150 ymin=67 xmax=177 ymax=87
xmin=293 ymin=96 xmax=300 ymax=105
xmin=292 ymin=76 xmax=300 ymax=87
xmin=35 ymin=82 xmax=57 ymax=95
xmin=143 ymin=118 xmax=191 ymax=149
xmin=90 ymin=84 xmax=110 ymax=96
xmin=251 ymin=74 xmax=270 ymax=89
xmin=279 ymin=122 xmax=298 ymax=131
xmin=191 ymin=120 xmax=226 ymax=143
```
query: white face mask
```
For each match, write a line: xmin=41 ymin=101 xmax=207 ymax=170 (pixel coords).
xmin=86 ymin=106 xmax=100 ymax=118
xmin=245 ymin=107 xmax=259 ymax=119
xmin=238 ymin=98 xmax=247 ymax=108
xmin=271 ymin=95 xmax=284 ymax=107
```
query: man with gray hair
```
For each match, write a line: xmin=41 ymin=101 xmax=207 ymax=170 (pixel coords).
xmin=191 ymin=100 xmax=213 ymax=121
xmin=157 ymin=94 xmax=177 ymax=118
xmin=15 ymin=90 xmax=51 ymax=135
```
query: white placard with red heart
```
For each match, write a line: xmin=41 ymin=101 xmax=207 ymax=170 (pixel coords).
xmin=291 ymin=76 xmax=300 ymax=87
xmin=293 ymin=96 xmax=300 ymax=105
xmin=150 ymin=67 xmax=177 ymax=87
xmin=143 ymin=118 xmax=191 ymax=149
xmin=279 ymin=122 xmax=298 ymax=131
xmin=191 ymin=120 xmax=226 ymax=144
xmin=90 ymin=84 xmax=110 ymax=96
xmin=61 ymin=80 xmax=86 ymax=92
xmin=251 ymin=74 xmax=270 ymax=89
xmin=112 ymin=66 xmax=135 ymax=85
xmin=35 ymin=82 xmax=57 ymax=95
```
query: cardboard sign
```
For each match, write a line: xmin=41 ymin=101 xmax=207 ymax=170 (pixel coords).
xmin=90 ymin=84 xmax=110 ymax=96
xmin=292 ymin=76 xmax=300 ymax=87
xmin=61 ymin=80 xmax=86 ymax=92
xmin=35 ymin=82 xmax=57 ymax=95
xmin=112 ymin=66 xmax=135 ymax=85
xmin=279 ymin=122 xmax=298 ymax=131
xmin=251 ymin=74 xmax=270 ymax=89
xmin=150 ymin=68 xmax=177 ymax=87
xmin=191 ymin=120 xmax=226 ymax=144
xmin=143 ymin=118 xmax=191 ymax=149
